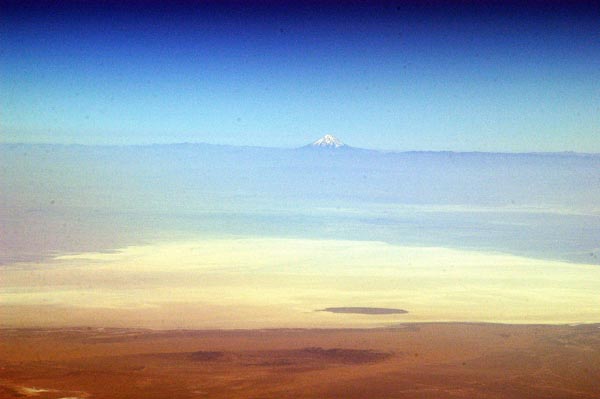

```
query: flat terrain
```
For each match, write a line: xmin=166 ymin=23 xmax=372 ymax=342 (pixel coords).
xmin=4 ymin=239 xmax=600 ymax=329
xmin=1 ymin=323 xmax=599 ymax=399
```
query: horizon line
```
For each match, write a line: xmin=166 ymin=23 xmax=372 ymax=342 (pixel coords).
xmin=1 ymin=140 xmax=599 ymax=156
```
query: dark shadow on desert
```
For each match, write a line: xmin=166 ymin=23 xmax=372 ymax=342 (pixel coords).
xmin=318 ymin=307 xmax=408 ymax=315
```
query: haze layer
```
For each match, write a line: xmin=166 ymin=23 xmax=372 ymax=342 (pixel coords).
xmin=2 ymin=145 xmax=599 ymax=328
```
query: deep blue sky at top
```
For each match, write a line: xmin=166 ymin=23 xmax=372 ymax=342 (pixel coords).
xmin=1 ymin=0 xmax=599 ymax=151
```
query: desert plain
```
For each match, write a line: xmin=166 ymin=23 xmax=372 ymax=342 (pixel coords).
xmin=1 ymin=323 xmax=600 ymax=399
xmin=1 ymin=238 xmax=600 ymax=398
xmin=3 ymin=0 xmax=600 ymax=396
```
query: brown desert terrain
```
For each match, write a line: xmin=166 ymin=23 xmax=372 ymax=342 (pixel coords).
xmin=1 ymin=323 xmax=599 ymax=399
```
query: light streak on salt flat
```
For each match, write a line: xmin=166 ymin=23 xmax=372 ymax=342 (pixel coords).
xmin=1 ymin=238 xmax=599 ymax=329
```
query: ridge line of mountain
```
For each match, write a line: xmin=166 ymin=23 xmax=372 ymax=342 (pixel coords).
xmin=2 ymin=141 xmax=599 ymax=157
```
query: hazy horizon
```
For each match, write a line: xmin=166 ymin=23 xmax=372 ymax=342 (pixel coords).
xmin=3 ymin=140 xmax=600 ymax=155
xmin=2 ymin=0 xmax=600 ymax=152
xmin=1 ymin=0 xmax=599 ymax=331
xmin=2 ymin=3 xmax=599 ymax=398
xmin=2 ymin=141 xmax=600 ymax=328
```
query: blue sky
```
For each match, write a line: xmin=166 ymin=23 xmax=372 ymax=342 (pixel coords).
xmin=1 ymin=0 xmax=599 ymax=151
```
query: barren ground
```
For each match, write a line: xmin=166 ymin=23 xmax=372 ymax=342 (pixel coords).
xmin=1 ymin=323 xmax=599 ymax=398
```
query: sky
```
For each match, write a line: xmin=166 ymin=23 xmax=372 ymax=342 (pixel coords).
xmin=1 ymin=0 xmax=599 ymax=152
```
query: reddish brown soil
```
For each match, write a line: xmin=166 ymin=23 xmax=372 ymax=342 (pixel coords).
xmin=1 ymin=323 xmax=599 ymax=398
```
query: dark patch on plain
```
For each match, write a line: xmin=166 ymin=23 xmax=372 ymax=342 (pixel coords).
xmin=189 ymin=351 xmax=225 ymax=361
xmin=246 ymin=347 xmax=393 ymax=366
xmin=296 ymin=347 xmax=391 ymax=363
xmin=318 ymin=307 xmax=408 ymax=315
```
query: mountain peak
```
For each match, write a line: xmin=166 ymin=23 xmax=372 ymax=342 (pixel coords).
xmin=311 ymin=134 xmax=345 ymax=148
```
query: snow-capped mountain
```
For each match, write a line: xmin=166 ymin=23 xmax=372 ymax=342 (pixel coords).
xmin=310 ymin=134 xmax=345 ymax=148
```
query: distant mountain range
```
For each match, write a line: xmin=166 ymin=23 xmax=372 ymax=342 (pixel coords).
xmin=298 ymin=135 xmax=599 ymax=157
xmin=1 ymin=139 xmax=599 ymax=157
xmin=2 ymin=138 xmax=599 ymax=266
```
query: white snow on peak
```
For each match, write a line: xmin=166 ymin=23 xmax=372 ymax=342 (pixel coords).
xmin=311 ymin=134 xmax=345 ymax=148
